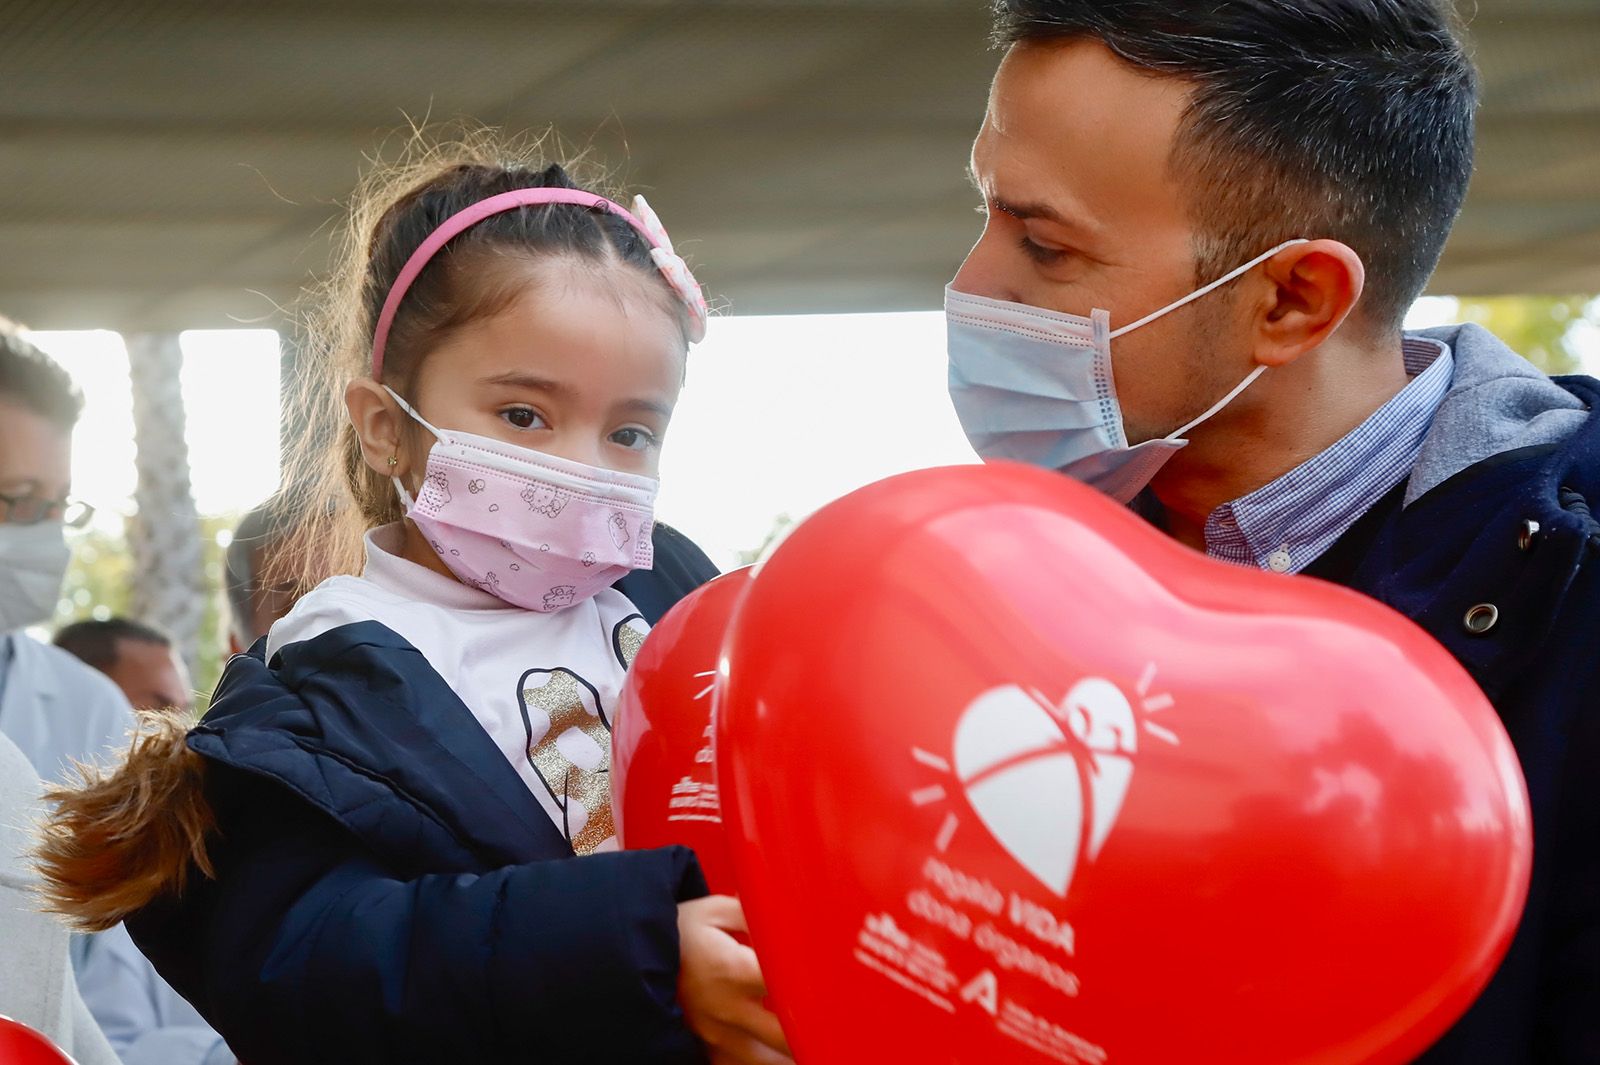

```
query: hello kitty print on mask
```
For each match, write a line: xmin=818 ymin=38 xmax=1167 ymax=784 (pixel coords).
xmin=523 ymin=483 xmax=570 ymax=519
xmin=385 ymin=387 xmax=657 ymax=613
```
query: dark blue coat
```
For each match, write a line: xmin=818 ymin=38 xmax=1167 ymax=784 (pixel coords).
xmin=1305 ymin=374 xmax=1600 ymax=1063
xmin=128 ymin=525 xmax=720 ymax=1065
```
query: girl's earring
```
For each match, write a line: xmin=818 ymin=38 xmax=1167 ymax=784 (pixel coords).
xmin=387 ymin=455 xmax=399 ymax=468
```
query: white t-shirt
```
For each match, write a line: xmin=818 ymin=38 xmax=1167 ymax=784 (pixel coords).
xmin=267 ymin=524 xmax=650 ymax=855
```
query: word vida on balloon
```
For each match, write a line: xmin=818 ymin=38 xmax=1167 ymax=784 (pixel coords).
xmin=845 ymin=670 xmax=1170 ymax=1064
xmin=907 ymin=858 xmax=1079 ymax=998
xmin=916 ymin=857 xmax=1076 ymax=957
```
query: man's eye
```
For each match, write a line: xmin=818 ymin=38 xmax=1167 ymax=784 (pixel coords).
xmin=610 ymin=427 xmax=657 ymax=451
xmin=500 ymin=407 xmax=546 ymax=430
xmin=1019 ymin=236 xmax=1067 ymax=265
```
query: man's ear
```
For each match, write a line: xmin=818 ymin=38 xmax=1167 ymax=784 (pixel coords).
xmin=1251 ymin=239 xmax=1366 ymax=368
xmin=344 ymin=379 xmax=412 ymax=478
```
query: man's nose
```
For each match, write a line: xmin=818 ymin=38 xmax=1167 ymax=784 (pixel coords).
xmin=950 ymin=228 xmax=1008 ymax=301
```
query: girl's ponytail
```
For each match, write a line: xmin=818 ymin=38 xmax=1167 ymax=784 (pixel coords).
xmin=35 ymin=709 xmax=217 ymax=931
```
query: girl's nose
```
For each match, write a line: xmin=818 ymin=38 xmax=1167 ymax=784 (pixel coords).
xmin=538 ymin=433 xmax=607 ymax=471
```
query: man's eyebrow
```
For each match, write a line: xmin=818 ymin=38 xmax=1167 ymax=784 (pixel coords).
xmin=991 ymin=196 xmax=1069 ymax=227
xmin=968 ymin=166 xmax=1091 ymax=234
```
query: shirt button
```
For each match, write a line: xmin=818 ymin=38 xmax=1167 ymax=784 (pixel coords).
xmin=1267 ymin=548 xmax=1293 ymax=573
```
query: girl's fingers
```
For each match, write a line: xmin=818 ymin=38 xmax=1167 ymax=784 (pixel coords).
xmin=730 ymin=1001 xmax=790 ymax=1056
xmin=717 ymin=895 xmax=749 ymax=934
xmin=691 ymin=889 xmax=752 ymax=927
xmin=722 ymin=939 xmax=768 ymax=996
xmin=706 ymin=1025 xmax=797 ymax=1065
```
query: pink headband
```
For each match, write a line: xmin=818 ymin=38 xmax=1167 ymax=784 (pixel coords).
xmin=370 ymin=187 xmax=709 ymax=376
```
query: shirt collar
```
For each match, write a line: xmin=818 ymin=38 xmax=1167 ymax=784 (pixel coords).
xmin=1204 ymin=336 xmax=1453 ymax=574
xmin=361 ymin=523 xmax=519 ymax=613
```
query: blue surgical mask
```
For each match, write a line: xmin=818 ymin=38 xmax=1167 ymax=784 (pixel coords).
xmin=0 ymin=520 xmax=70 ymax=632
xmin=945 ymin=240 xmax=1306 ymax=504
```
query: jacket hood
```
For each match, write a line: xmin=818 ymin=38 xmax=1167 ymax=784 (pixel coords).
xmin=1406 ymin=323 xmax=1591 ymax=505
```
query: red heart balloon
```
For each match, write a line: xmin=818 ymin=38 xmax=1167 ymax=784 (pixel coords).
xmin=719 ymin=463 xmax=1531 ymax=1065
xmin=0 ymin=1017 xmax=77 ymax=1065
xmin=613 ymin=567 xmax=752 ymax=895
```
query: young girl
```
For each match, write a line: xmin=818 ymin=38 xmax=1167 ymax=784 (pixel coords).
xmin=38 ymin=137 xmax=792 ymax=1065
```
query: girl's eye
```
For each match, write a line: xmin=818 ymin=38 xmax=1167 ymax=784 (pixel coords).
xmin=610 ymin=426 xmax=658 ymax=452
xmin=500 ymin=407 xmax=546 ymax=430
xmin=1019 ymin=235 xmax=1068 ymax=265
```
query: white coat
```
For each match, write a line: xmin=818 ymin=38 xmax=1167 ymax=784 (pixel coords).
xmin=0 ymin=632 xmax=134 ymax=785
xmin=0 ymin=631 xmax=235 ymax=1064
xmin=0 ymin=728 xmax=121 ymax=1064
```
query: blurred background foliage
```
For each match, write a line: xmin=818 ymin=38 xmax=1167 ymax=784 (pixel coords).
xmin=54 ymin=515 xmax=237 ymax=713
xmin=1453 ymin=295 xmax=1598 ymax=375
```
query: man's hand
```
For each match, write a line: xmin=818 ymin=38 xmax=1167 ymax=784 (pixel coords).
xmin=678 ymin=895 xmax=795 ymax=1065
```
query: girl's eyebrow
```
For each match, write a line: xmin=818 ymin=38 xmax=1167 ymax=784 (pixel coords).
xmin=481 ymin=371 xmax=573 ymax=395
xmin=484 ymin=372 xmax=671 ymax=420
xmin=619 ymin=397 xmax=673 ymax=420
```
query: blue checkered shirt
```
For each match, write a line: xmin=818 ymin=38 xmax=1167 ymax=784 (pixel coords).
xmin=1205 ymin=337 xmax=1453 ymax=574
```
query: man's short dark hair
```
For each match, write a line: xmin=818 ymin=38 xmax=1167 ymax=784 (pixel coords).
xmin=991 ymin=0 xmax=1478 ymax=329
xmin=0 ymin=318 xmax=84 ymax=428
xmin=54 ymin=617 xmax=171 ymax=672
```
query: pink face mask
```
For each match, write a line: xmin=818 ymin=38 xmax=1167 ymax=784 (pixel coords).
xmin=386 ymin=388 xmax=657 ymax=612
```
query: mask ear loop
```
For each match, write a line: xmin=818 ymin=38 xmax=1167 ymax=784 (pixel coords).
xmin=1108 ymin=239 xmax=1311 ymax=341
xmin=380 ymin=385 xmax=448 ymax=509
xmin=1100 ymin=239 xmax=1308 ymax=443
xmin=1165 ymin=363 xmax=1270 ymax=442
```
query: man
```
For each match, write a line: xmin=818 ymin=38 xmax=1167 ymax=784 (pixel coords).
xmin=0 ymin=322 xmax=235 ymax=1065
xmin=948 ymin=3 xmax=1597 ymax=1062
xmin=0 ymin=320 xmax=133 ymax=785
xmin=55 ymin=618 xmax=193 ymax=714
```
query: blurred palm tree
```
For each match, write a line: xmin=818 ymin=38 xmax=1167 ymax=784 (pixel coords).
xmin=125 ymin=332 xmax=205 ymax=686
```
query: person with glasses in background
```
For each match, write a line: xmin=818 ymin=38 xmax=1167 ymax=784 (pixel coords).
xmin=0 ymin=318 xmax=130 ymax=1058
xmin=0 ymin=319 xmax=133 ymax=784
xmin=0 ymin=319 xmax=238 ymax=1065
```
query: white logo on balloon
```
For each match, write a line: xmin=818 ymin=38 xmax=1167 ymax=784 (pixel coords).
xmin=911 ymin=664 xmax=1178 ymax=898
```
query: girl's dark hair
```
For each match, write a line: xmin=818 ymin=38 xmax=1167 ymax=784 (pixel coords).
xmin=278 ymin=128 xmax=690 ymax=589
xmin=991 ymin=0 xmax=1478 ymax=330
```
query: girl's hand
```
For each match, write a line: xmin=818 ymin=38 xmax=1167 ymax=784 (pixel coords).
xmin=677 ymin=895 xmax=795 ymax=1065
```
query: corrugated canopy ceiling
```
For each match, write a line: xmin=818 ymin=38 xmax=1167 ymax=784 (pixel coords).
xmin=1 ymin=0 xmax=1596 ymax=332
